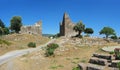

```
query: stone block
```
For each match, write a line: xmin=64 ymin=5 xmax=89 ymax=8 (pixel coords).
xmin=78 ymin=63 xmax=87 ymax=70
xmin=89 ymin=57 xmax=107 ymax=66
xmin=93 ymin=53 xmax=111 ymax=60
xmin=87 ymin=63 xmax=105 ymax=70
xmin=111 ymin=60 xmax=120 ymax=67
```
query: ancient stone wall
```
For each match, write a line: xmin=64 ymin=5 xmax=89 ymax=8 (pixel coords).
xmin=60 ymin=13 xmax=77 ymax=37
xmin=20 ymin=21 xmax=42 ymax=35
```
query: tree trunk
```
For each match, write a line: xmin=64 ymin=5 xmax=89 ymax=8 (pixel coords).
xmin=78 ymin=31 xmax=82 ymax=36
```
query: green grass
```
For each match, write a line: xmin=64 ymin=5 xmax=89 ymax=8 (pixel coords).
xmin=80 ymin=59 xmax=86 ymax=63
xmin=71 ymin=61 xmax=78 ymax=64
xmin=72 ymin=66 xmax=80 ymax=70
xmin=49 ymin=64 xmax=64 ymax=70
xmin=74 ymin=57 xmax=80 ymax=60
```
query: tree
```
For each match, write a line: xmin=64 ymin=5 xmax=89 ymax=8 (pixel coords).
xmin=0 ymin=27 xmax=4 ymax=35
xmin=3 ymin=27 xmax=9 ymax=35
xmin=73 ymin=21 xmax=85 ymax=37
xmin=0 ymin=19 xmax=9 ymax=35
xmin=99 ymin=27 xmax=115 ymax=39
xmin=0 ymin=19 xmax=5 ymax=35
xmin=84 ymin=28 xmax=94 ymax=35
xmin=0 ymin=19 xmax=5 ymax=28
xmin=10 ymin=16 xmax=22 ymax=33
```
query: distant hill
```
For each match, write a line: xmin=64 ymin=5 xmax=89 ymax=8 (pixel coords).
xmin=42 ymin=34 xmax=54 ymax=37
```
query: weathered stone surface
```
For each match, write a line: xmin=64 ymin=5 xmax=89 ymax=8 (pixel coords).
xmin=20 ymin=21 xmax=42 ymax=35
xmin=60 ymin=13 xmax=77 ymax=37
xmin=87 ymin=63 xmax=105 ymax=70
xmin=93 ymin=53 xmax=111 ymax=60
xmin=111 ymin=60 xmax=120 ymax=67
xmin=78 ymin=63 xmax=87 ymax=70
xmin=89 ymin=57 xmax=107 ymax=66
xmin=118 ymin=41 xmax=120 ymax=44
xmin=108 ymin=67 xmax=119 ymax=70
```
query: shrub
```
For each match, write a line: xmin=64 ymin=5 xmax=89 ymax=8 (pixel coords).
xmin=114 ymin=48 xmax=120 ymax=60
xmin=117 ymin=62 xmax=120 ymax=69
xmin=72 ymin=66 xmax=80 ymax=70
xmin=109 ymin=51 xmax=114 ymax=55
xmin=45 ymin=43 xmax=59 ymax=57
xmin=28 ymin=42 xmax=36 ymax=48
xmin=111 ymin=35 xmax=117 ymax=39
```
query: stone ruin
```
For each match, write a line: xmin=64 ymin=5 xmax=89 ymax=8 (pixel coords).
xmin=60 ymin=13 xmax=77 ymax=37
xmin=20 ymin=21 xmax=42 ymax=35
xmin=78 ymin=53 xmax=120 ymax=70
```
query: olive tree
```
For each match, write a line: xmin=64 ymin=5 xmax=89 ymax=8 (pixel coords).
xmin=99 ymin=27 xmax=115 ymax=39
xmin=84 ymin=28 xmax=94 ymax=36
xmin=73 ymin=21 xmax=85 ymax=37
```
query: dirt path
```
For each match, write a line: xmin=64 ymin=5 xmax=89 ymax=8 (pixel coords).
xmin=0 ymin=39 xmax=55 ymax=66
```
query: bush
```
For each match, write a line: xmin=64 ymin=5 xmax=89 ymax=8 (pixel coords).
xmin=114 ymin=48 xmax=120 ymax=60
xmin=109 ymin=51 xmax=114 ymax=55
xmin=45 ymin=43 xmax=59 ymax=57
xmin=111 ymin=35 xmax=117 ymax=39
xmin=72 ymin=66 xmax=80 ymax=70
xmin=28 ymin=42 xmax=36 ymax=48
xmin=117 ymin=62 xmax=120 ymax=69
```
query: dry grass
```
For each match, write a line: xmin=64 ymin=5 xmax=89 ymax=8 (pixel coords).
xmin=0 ymin=34 xmax=50 ymax=55
xmin=0 ymin=37 xmax=119 ymax=70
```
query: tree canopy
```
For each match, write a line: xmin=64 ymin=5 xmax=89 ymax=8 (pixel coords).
xmin=10 ymin=16 xmax=22 ymax=33
xmin=84 ymin=28 xmax=94 ymax=34
xmin=0 ymin=19 xmax=5 ymax=28
xmin=0 ymin=19 xmax=9 ymax=35
xmin=73 ymin=21 xmax=85 ymax=37
xmin=99 ymin=27 xmax=115 ymax=39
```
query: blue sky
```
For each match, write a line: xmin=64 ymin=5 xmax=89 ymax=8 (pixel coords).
xmin=0 ymin=0 xmax=120 ymax=37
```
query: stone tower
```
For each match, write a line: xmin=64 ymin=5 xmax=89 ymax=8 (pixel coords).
xmin=20 ymin=21 xmax=42 ymax=35
xmin=60 ymin=13 xmax=77 ymax=37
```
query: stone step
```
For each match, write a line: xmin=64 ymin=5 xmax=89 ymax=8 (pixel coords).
xmin=78 ymin=63 xmax=105 ymax=70
xmin=89 ymin=57 xmax=108 ymax=66
xmin=108 ymin=67 xmax=119 ymax=70
xmin=87 ymin=63 xmax=105 ymax=70
xmin=110 ymin=60 xmax=120 ymax=67
xmin=93 ymin=53 xmax=111 ymax=60
xmin=78 ymin=63 xmax=87 ymax=70
xmin=107 ymin=62 xmax=112 ymax=67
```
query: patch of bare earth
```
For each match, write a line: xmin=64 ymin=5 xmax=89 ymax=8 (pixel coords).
xmin=0 ymin=37 xmax=119 ymax=70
